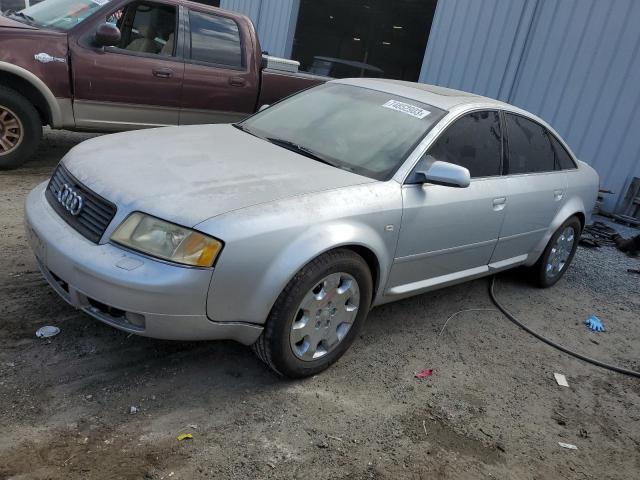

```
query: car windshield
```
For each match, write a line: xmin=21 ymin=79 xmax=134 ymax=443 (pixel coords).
xmin=240 ymin=83 xmax=446 ymax=180
xmin=11 ymin=0 xmax=110 ymax=30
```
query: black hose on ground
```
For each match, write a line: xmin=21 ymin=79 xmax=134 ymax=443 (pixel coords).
xmin=489 ymin=276 xmax=640 ymax=378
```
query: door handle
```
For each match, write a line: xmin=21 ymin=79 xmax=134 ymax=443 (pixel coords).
xmin=492 ymin=197 xmax=507 ymax=211
xmin=554 ymin=189 xmax=565 ymax=201
xmin=229 ymin=77 xmax=246 ymax=87
xmin=152 ymin=68 xmax=173 ymax=78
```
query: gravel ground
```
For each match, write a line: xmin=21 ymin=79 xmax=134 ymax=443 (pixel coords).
xmin=1 ymin=130 xmax=639 ymax=480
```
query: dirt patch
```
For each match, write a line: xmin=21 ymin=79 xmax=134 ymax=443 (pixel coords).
xmin=0 ymin=423 xmax=186 ymax=480
xmin=1 ymin=130 xmax=639 ymax=479
xmin=401 ymin=408 xmax=503 ymax=464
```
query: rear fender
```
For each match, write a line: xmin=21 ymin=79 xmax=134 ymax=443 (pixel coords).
xmin=525 ymin=196 xmax=586 ymax=266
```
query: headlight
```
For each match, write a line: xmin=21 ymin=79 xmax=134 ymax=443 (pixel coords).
xmin=111 ymin=212 xmax=222 ymax=267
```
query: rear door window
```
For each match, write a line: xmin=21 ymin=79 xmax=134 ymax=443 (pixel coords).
xmin=188 ymin=11 xmax=243 ymax=68
xmin=505 ymin=113 xmax=555 ymax=174
xmin=426 ymin=110 xmax=502 ymax=178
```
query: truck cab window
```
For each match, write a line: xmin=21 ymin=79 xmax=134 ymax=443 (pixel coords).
xmin=188 ymin=11 xmax=242 ymax=68
xmin=113 ymin=2 xmax=176 ymax=56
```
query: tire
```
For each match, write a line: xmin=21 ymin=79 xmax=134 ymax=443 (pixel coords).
xmin=252 ymin=249 xmax=373 ymax=378
xmin=0 ymin=85 xmax=42 ymax=170
xmin=531 ymin=216 xmax=582 ymax=288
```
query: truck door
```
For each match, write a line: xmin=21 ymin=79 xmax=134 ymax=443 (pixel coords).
xmin=179 ymin=8 xmax=259 ymax=125
xmin=69 ymin=0 xmax=185 ymax=130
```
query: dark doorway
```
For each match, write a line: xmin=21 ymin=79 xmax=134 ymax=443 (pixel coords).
xmin=191 ymin=0 xmax=220 ymax=7
xmin=291 ymin=0 xmax=438 ymax=81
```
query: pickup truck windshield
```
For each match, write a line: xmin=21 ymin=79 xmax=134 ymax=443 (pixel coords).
xmin=12 ymin=0 xmax=110 ymax=30
xmin=240 ymin=84 xmax=446 ymax=180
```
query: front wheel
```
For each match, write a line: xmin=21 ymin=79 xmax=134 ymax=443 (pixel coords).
xmin=531 ymin=216 xmax=582 ymax=288
xmin=0 ymin=85 xmax=42 ymax=170
xmin=252 ymin=249 xmax=373 ymax=378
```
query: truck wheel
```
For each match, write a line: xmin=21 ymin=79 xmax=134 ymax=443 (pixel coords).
xmin=531 ymin=216 xmax=582 ymax=288
xmin=0 ymin=85 xmax=42 ymax=170
xmin=252 ymin=249 xmax=373 ymax=378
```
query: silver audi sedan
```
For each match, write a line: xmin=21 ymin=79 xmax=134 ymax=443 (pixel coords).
xmin=25 ymin=79 xmax=598 ymax=377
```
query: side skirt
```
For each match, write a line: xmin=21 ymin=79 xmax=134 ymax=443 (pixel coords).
xmin=375 ymin=254 xmax=528 ymax=306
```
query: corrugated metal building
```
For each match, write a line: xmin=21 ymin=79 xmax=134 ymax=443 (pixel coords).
xmin=221 ymin=0 xmax=300 ymax=58
xmin=221 ymin=0 xmax=640 ymax=212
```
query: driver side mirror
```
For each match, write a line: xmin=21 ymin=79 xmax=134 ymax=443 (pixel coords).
xmin=415 ymin=160 xmax=470 ymax=188
xmin=95 ymin=23 xmax=121 ymax=47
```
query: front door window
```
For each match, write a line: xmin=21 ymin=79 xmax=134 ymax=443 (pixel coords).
xmin=424 ymin=111 xmax=503 ymax=178
xmin=112 ymin=1 xmax=176 ymax=56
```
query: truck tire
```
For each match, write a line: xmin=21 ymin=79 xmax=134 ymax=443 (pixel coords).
xmin=252 ymin=249 xmax=373 ymax=378
xmin=0 ymin=85 xmax=42 ymax=170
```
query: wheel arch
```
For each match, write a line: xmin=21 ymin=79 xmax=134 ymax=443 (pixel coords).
xmin=340 ymin=244 xmax=381 ymax=301
xmin=525 ymin=198 xmax=587 ymax=266
xmin=0 ymin=62 xmax=61 ymax=127
xmin=260 ymin=224 xmax=390 ymax=314
xmin=206 ymin=219 xmax=393 ymax=325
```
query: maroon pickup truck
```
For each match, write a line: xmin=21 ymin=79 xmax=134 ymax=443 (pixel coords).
xmin=0 ymin=0 xmax=325 ymax=168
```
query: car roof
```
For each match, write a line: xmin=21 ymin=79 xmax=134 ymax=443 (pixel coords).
xmin=333 ymin=78 xmax=512 ymax=111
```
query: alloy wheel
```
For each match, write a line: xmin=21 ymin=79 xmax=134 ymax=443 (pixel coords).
xmin=545 ymin=226 xmax=575 ymax=279
xmin=0 ymin=106 xmax=23 ymax=156
xmin=289 ymin=272 xmax=360 ymax=361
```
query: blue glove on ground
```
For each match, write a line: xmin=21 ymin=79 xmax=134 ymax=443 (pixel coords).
xmin=585 ymin=315 xmax=605 ymax=332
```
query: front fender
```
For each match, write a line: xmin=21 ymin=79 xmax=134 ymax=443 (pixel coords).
xmin=201 ymin=182 xmax=402 ymax=324
xmin=0 ymin=61 xmax=63 ymax=126
xmin=258 ymin=220 xmax=391 ymax=310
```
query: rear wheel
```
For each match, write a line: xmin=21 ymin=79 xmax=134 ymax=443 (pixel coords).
xmin=252 ymin=249 xmax=373 ymax=378
xmin=531 ymin=216 xmax=582 ymax=288
xmin=0 ymin=85 xmax=42 ymax=170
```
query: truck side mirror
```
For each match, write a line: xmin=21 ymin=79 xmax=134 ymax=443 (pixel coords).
xmin=95 ymin=23 xmax=121 ymax=48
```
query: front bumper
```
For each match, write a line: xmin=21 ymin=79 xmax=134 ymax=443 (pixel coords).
xmin=24 ymin=182 xmax=262 ymax=344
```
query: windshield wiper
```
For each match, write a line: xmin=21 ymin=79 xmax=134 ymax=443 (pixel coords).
xmin=232 ymin=123 xmax=252 ymax=134
xmin=233 ymin=122 xmax=266 ymax=140
xmin=9 ymin=11 xmax=36 ymax=25
xmin=266 ymin=137 xmax=339 ymax=168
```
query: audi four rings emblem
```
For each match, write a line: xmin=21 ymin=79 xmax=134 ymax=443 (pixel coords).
xmin=57 ymin=184 xmax=84 ymax=216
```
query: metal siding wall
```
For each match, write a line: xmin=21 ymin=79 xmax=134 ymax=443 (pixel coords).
xmin=422 ymin=0 xmax=640 ymax=211
xmin=220 ymin=0 xmax=298 ymax=57
xmin=419 ymin=0 xmax=535 ymax=100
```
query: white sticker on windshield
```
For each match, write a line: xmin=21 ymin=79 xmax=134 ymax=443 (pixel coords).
xmin=91 ymin=0 xmax=110 ymax=5
xmin=382 ymin=100 xmax=431 ymax=119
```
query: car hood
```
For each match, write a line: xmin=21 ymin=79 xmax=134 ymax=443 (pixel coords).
xmin=63 ymin=124 xmax=375 ymax=227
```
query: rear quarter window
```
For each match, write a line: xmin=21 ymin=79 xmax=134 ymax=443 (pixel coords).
xmin=549 ymin=134 xmax=577 ymax=170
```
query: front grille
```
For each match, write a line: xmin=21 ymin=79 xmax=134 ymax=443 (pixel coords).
xmin=46 ymin=164 xmax=117 ymax=243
